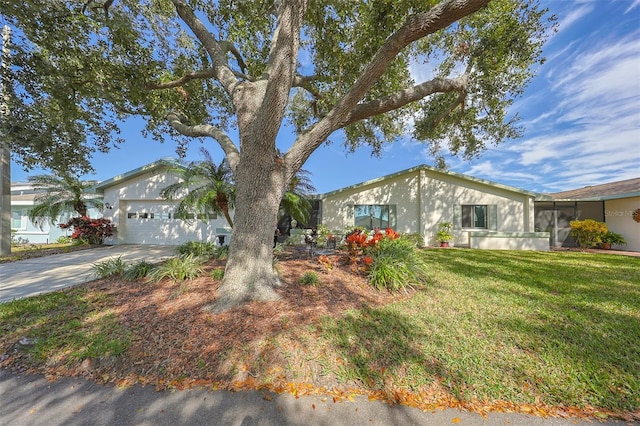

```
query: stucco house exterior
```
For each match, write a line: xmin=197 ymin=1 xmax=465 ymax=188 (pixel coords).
xmin=93 ymin=159 xmax=233 ymax=246
xmin=13 ymin=158 xmax=638 ymax=253
xmin=89 ymin=160 xmax=548 ymax=250
xmin=317 ymin=164 xmax=549 ymax=250
xmin=534 ymin=178 xmax=640 ymax=252
xmin=10 ymin=182 xmax=73 ymax=244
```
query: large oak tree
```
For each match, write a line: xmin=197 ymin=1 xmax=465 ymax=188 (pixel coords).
xmin=0 ymin=0 xmax=553 ymax=311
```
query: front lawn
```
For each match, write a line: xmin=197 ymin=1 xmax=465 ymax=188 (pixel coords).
xmin=0 ymin=248 xmax=638 ymax=419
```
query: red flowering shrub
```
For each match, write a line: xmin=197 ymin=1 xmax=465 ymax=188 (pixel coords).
xmin=59 ymin=216 xmax=114 ymax=245
xmin=343 ymin=227 xmax=401 ymax=272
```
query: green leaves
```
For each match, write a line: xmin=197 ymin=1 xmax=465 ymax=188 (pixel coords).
xmin=2 ymin=0 xmax=554 ymax=176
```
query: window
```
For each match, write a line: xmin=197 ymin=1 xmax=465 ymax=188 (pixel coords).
xmin=12 ymin=209 xmax=24 ymax=229
xmin=462 ymin=205 xmax=487 ymax=228
xmin=458 ymin=204 xmax=497 ymax=230
xmin=127 ymin=212 xmax=138 ymax=219
xmin=197 ymin=212 xmax=218 ymax=221
xmin=354 ymin=204 xmax=396 ymax=230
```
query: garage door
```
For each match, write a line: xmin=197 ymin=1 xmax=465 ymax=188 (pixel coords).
xmin=123 ymin=201 xmax=218 ymax=245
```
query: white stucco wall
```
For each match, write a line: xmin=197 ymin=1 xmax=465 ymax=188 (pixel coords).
xmin=100 ymin=167 xmax=232 ymax=245
xmin=419 ymin=170 xmax=532 ymax=246
xmin=320 ymin=167 xmax=537 ymax=248
xmin=605 ymin=197 xmax=640 ymax=252
xmin=321 ymin=172 xmax=420 ymax=235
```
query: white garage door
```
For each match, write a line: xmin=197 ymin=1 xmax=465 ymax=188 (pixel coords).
xmin=123 ymin=201 xmax=218 ymax=245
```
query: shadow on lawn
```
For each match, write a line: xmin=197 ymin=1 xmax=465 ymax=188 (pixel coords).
xmin=314 ymin=306 xmax=460 ymax=400
xmin=424 ymin=249 xmax=640 ymax=411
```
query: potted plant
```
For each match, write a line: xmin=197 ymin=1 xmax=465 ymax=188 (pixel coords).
xmin=436 ymin=222 xmax=454 ymax=247
xmin=600 ymin=231 xmax=626 ymax=249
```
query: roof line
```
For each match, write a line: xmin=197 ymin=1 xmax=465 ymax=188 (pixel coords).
xmin=316 ymin=164 xmax=541 ymax=198
xmin=92 ymin=158 xmax=184 ymax=192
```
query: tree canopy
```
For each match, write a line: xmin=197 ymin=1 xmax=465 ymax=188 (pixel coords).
xmin=1 ymin=0 xmax=553 ymax=174
xmin=0 ymin=0 xmax=555 ymax=310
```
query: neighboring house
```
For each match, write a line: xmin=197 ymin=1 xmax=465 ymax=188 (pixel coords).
xmin=93 ymin=159 xmax=233 ymax=246
xmin=10 ymin=182 xmax=93 ymax=244
xmin=316 ymin=164 xmax=549 ymax=250
xmin=534 ymin=178 xmax=640 ymax=252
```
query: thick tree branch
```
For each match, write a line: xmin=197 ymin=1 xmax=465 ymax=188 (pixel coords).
xmin=286 ymin=0 xmax=490 ymax=172
xmin=146 ymin=69 xmax=216 ymax=90
xmin=170 ymin=0 xmax=239 ymax=94
xmin=343 ymin=74 xmax=468 ymax=126
xmin=243 ymin=0 xmax=306 ymax=154
xmin=165 ymin=112 xmax=240 ymax=172
xmin=292 ymin=74 xmax=323 ymax=100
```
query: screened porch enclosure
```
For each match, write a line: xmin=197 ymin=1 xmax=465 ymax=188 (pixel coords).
xmin=534 ymin=201 xmax=604 ymax=248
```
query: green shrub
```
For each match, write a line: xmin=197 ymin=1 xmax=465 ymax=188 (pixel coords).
xmin=91 ymin=256 xmax=128 ymax=279
xmin=601 ymin=231 xmax=627 ymax=247
xmin=299 ymin=271 xmax=320 ymax=286
xmin=400 ymin=233 xmax=425 ymax=248
xmin=367 ymin=237 xmax=428 ymax=292
xmin=56 ymin=236 xmax=73 ymax=244
xmin=176 ymin=241 xmax=217 ymax=258
xmin=215 ymin=245 xmax=229 ymax=260
xmin=147 ymin=255 xmax=204 ymax=283
xmin=210 ymin=268 xmax=225 ymax=280
xmin=71 ymin=237 xmax=90 ymax=246
xmin=124 ymin=261 xmax=155 ymax=281
xmin=569 ymin=219 xmax=608 ymax=249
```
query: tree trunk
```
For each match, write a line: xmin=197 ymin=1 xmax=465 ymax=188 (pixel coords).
xmin=216 ymin=197 xmax=234 ymax=228
xmin=206 ymin=136 xmax=286 ymax=313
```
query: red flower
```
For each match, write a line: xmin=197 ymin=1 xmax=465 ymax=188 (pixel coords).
xmin=362 ymin=256 xmax=373 ymax=265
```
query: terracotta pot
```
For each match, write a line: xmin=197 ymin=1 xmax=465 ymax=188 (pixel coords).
xmin=440 ymin=242 xmax=449 ymax=247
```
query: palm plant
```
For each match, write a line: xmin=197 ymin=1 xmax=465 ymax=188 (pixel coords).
xmin=28 ymin=172 xmax=103 ymax=226
xmin=160 ymin=148 xmax=235 ymax=228
xmin=280 ymin=167 xmax=316 ymax=225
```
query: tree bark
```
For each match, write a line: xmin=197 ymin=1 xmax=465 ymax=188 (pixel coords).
xmin=206 ymin=137 xmax=286 ymax=313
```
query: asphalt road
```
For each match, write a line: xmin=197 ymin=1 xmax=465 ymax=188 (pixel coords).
xmin=1 ymin=368 xmax=629 ymax=426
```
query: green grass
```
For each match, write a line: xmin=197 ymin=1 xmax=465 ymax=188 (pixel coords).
xmin=0 ymin=289 xmax=130 ymax=365
xmin=311 ymin=249 xmax=640 ymax=412
xmin=0 ymin=242 xmax=84 ymax=263
xmin=1 ymin=248 xmax=638 ymax=414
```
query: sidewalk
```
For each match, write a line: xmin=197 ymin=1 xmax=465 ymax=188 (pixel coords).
xmin=0 ymin=368 xmax=628 ymax=426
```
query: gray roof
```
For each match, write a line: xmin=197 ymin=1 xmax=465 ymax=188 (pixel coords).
xmin=547 ymin=177 xmax=640 ymax=201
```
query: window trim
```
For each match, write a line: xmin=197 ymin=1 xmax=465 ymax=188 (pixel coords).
xmin=455 ymin=204 xmax=498 ymax=231
xmin=353 ymin=204 xmax=397 ymax=230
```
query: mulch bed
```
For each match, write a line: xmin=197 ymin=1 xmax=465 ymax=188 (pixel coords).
xmin=7 ymin=246 xmax=407 ymax=392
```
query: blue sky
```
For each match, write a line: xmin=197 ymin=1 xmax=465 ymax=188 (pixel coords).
xmin=10 ymin=0 xmax=640 ymax=195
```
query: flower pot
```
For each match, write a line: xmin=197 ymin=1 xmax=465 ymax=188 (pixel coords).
xmin=601 ymin=243 xmax=611 ymax=250
xmin=440 ymin=242 xmax=449 ymax=247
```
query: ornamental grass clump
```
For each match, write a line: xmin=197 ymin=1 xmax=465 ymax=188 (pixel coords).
xmin=147 ymin=255 xmax=204 ymax=283
xmin=343 ymin=227 xmax=427 ymax=291
xmin=176 ymin=241 xmax=218 ymax=258
xmin=90 ymin=256 xmax=128 ymax=279
xmin=367 ymin=236 xmax=428 ymax=292
xmin=124 ymin=260 xmax=155 ymax=281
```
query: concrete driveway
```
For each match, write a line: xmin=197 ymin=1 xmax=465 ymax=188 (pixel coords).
xmin=0 ymin=245 xmax=177 ymax=304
